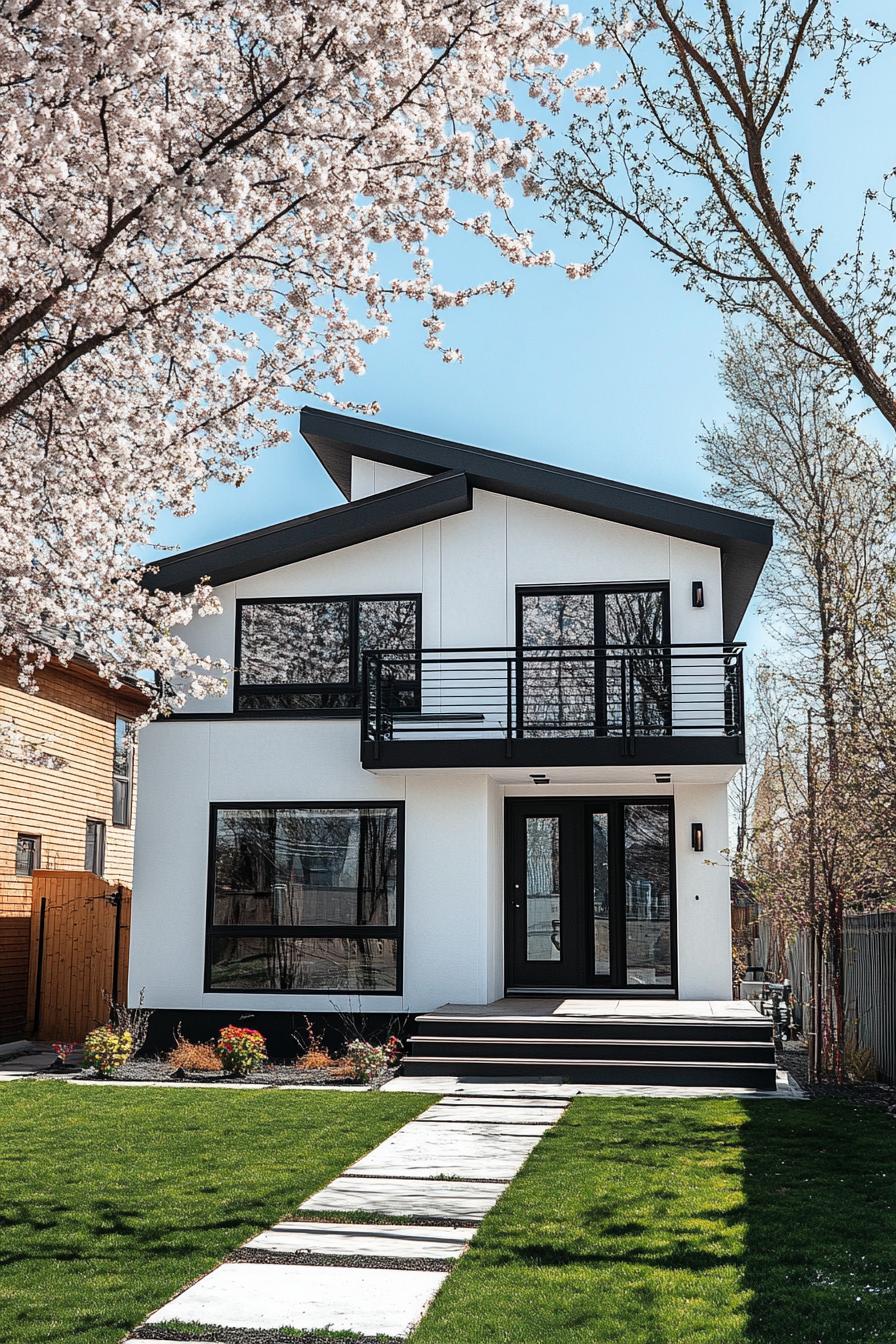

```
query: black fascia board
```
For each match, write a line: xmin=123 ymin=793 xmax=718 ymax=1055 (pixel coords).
xmin=143 ymin=470 xmax=472 ymax=593
xmin=300 ymin=406 xmax=773 ymax=639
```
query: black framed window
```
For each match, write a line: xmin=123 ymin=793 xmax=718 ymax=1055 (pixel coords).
xmin=236 ymin=594 xmax=421 ymax=713
xmin=112 ymin=717 xmax=134 ymax=827
xmin=15 ymin=834 xmax=41 ymax=876
xmin=207 ymin=803 xmax=403 ymax=992
xmin=84 ymin=820 xmax=105 ymax=875
xmin=517 ymin=584 xmax=670 ymax=737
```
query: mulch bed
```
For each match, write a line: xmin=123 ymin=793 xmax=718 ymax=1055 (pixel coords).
xmin=778 ymin=1039 xmax=896 ymax=1118
xmin=71 ymin=1056 xmax=396 ymax=1088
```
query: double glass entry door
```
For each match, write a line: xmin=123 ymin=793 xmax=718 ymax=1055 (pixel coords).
xmin=506 ymin=799 xmax=674 ymax=990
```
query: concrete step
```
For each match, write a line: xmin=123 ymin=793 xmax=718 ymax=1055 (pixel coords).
xmin=407 ymin=1035 xmax=775 ymax=1064
xmin=401 ymin=1055 xmax=778 ymax=1090
xmin=412 ymin=1014 xmax=773 ymax=1043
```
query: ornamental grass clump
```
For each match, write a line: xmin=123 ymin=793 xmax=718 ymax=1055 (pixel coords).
xmin=83 ymin=1026 xmax=132 ymax=1077
xmin=296 ymin=1016 xmax=332 ymax=1071
xmin=215 ymin=1025 xmax=267 ymax=1077
xmin=167 ymin=1034 xmax=222 ymax=1073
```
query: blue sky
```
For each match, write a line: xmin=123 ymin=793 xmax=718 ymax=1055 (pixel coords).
xmin=152 ymin=22 xmax=896 ymax=654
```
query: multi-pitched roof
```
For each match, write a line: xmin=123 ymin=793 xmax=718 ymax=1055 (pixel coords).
xmin=147 ymin=406 xmax=773 ymax=637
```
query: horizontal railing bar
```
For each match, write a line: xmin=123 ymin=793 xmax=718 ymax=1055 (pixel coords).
xmin=367 ymin=642 xmax=744 ymax=654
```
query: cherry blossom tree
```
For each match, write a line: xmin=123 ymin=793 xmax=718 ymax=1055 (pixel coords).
xmin=0 ymin=0 xmax=595 ymax=761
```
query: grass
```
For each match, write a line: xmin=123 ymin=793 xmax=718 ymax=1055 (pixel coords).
xmin=411 ymin=1097 xmax=896 ymax=1344
xmin=0 ymin=1080 xmax=428 ymax=1344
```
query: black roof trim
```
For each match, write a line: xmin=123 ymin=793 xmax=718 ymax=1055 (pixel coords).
xmin=143 ymin=470 xmax=472 ymax=593
xmin=300 ymin=407 xmax=773 ymax=639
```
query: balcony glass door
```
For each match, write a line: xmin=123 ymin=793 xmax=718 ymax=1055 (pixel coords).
xmin=506 ymin=798 xmax=674 ymax=990
xmin=517 ymin=585 xmax=670 ymax=738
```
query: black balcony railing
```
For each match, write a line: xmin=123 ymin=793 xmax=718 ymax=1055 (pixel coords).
xmin=361 ymin=644 xmax=745 ymax=762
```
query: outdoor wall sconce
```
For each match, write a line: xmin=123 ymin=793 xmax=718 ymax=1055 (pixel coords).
xmin=692 ymin=580 xmax=705 ymax=608
xmin=691 ymin=822 xmax=704 ymax=852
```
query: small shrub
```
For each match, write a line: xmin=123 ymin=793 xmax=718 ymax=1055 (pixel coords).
xmin=51 ymin=1041 xmax=79 ymax=1065
xmin=344 ymin=1039 xmax=389 ymax=1082
xmin=298 ymin=1048 xmax=332 ymax=1071
xmin=385 ymin=1034 xmax=403 ymax=1067
xmin=846 ymin=1043 xmax=877 ymax=1082
xmin=83 ymin=1026 xmax=133 ymax=1077
xmin=167 ymin=1037 xmax=222 ymax=1072
xmin=329 ymin=1057 xmax=355 ymax=1079
xmin=104 ymin=988 xmax=152 ymax=1055
xmin=215 ymin=1025 xmax=267 ymax=1077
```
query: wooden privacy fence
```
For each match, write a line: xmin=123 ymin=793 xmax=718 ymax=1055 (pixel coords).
xmin=844 ymin=913 xmax=896 ymax=1086
xmin=27 ymin=871 xmax=131 ymax=1042
xmin=754 ymin=910 xmax=896 ymax=1084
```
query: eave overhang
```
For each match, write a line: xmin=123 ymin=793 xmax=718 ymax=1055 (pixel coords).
xmin=143 ymin=469 xmax=472 ymax=593
xmin=300 ymin=407 xmax=773 ymax=640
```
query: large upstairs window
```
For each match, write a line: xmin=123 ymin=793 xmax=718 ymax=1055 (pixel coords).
xmin=206 ymin=804 xmax=403 ymax=993
xmin=235 ymin=594 xmax=421 ymax=713
xmin=517 ymin=584 xmax=670 ymax=737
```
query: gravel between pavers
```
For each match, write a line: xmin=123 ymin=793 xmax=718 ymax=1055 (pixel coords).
xmin=229 ymin=1248 xmax=457 ymax=1273
xmin=295 ymin=1210 xmax=479 ymax=1229
xmin=132 ymin=1325 xmax=402 ymax=1344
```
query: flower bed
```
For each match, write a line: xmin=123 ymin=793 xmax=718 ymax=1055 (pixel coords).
xmin=72 ymin=1056 xmax=398 ymax=1088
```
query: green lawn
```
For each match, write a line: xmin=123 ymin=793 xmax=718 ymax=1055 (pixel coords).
xmin=411 ymin=1097 xmax=896 ymax=1344
xmin=0 ymin=1080 xmax=427 ymax=1344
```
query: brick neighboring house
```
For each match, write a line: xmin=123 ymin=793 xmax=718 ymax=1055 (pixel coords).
xmin=0 ymin=656 xmax=146 ymax=1041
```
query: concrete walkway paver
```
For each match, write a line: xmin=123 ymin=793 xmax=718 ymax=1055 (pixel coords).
xmin=301 ymin=1172 xmax=509 ymax=1221
xmin=112 ymin=1082 xmax=573 ymax=1344
xmin=147 ymin=1261 xmax=449 ymax=1337
xmin=248 ymin=1220 xmax=471 ymax=1259
xmin=131 ymin=1086 xmax=570 ymax=1339
xmin=346 ymin=1118 xmax=547 ymax=1181
xmin=0 ymin=1050 xmax=56 ymax=1080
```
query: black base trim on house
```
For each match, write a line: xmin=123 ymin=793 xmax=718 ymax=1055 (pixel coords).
xmin=141 ymin=1010 xmax=411 ymax=1060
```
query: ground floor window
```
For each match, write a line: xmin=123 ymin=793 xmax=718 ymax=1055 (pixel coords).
xmin=15 ymin=833 xmax=41 ymax=876
xmin=206 ymin=802 xmax=403 ymax=993
xmin=84 ymin=819 xmax=105 ymax=875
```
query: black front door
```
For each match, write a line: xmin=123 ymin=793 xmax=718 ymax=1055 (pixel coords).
xmin=506 ymin=798 xmax=675 ymax=991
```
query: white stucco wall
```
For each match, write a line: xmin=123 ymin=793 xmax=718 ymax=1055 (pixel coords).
xmin=673 ymin=782 xmax=734 ymax=998
xmin=129 ymin=719 xmax=497 ymax=1013
xmin=132 ymin=466 xmax=735 ymax=1010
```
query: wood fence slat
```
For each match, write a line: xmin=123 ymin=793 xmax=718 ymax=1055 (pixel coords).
xmin=754 ymin=911 xmax=896 ymax=1084
xmin=26 ymin=871 xmax=132 ymax=1041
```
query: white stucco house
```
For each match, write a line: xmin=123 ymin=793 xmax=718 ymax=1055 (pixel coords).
xmin=131 ymin=407 xmax=775 ymax=1084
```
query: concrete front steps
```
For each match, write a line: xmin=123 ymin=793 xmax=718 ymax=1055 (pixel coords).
xmin=403 ymin=1010 xmax=778 ymax=1090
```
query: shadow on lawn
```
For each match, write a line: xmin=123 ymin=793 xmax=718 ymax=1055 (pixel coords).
xmin=739 ymin=1099 xmax=896 ymax=1344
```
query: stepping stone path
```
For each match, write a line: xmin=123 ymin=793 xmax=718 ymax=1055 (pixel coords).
xmin=128 ymin=1089 xmax=570 ymax=1342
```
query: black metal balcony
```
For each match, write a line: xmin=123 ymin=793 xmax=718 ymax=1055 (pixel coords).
xmin=361 ymin=644 xmax=745 ymax=770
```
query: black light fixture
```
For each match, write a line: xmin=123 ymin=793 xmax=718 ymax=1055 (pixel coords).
xmin=530 ymin=773 xmax=550 ymax=785
xmin=654 ymin=772 xmax=671 ymax=784
xmin=691 ymin=821 xmax=704 ymax=852
xmin=692 ymin=580 xmax=705 ymax=608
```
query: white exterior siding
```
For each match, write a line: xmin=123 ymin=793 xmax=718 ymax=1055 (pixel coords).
xmin=130 ymin=721 xmax=733 ymax=1012
xmin=131 ymin=471 xmax=736 ymax=1012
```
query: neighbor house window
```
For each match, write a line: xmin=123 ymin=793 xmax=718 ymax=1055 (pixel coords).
xmin=235 ymin=595 xmax=420 ymax=712
xmin=207 ymin=804 xmax=402 ymax=993
xmin=15 ymin=834 xmax=41 ymax=876
xmin=84 ymin=820 xmax=106 ymax=875
xmin=112 ymin=717 xmax=134 ymax=827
